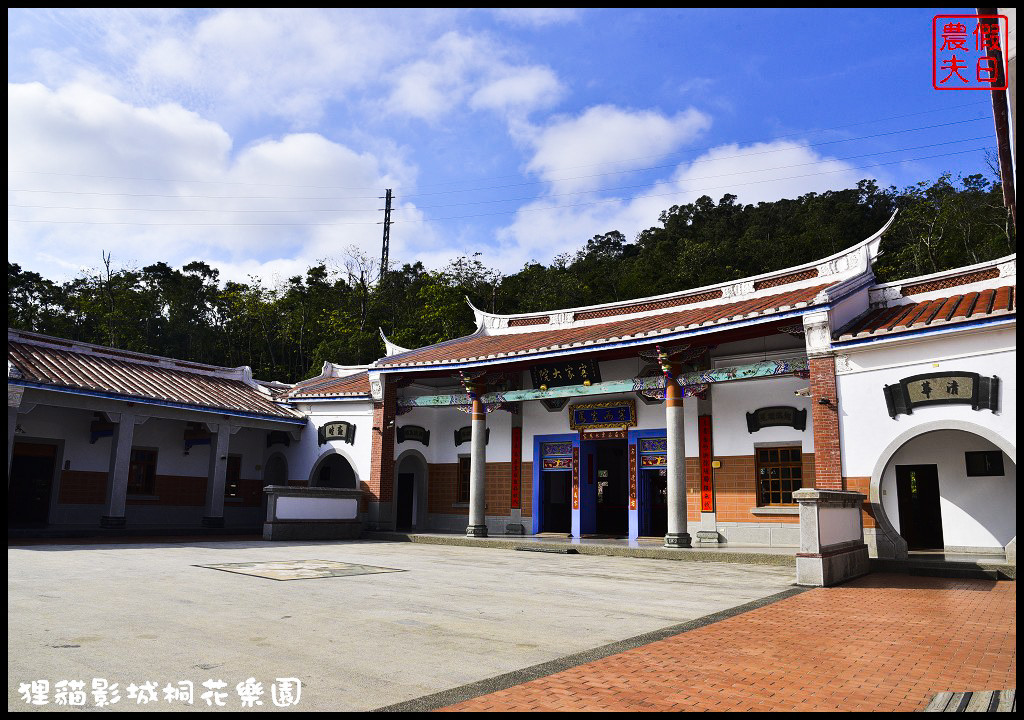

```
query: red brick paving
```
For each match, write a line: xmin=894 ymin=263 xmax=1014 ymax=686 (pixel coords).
xmin=440 ymin=574 xmax=1016 ymax=712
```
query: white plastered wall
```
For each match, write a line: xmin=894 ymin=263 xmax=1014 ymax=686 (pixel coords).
xmin=836 ymin=324 xmax=1016 ymax=556
xmin=837 ymin=326 xmax=1016 ymax=478
xmin=879 ymin=429 xmax=1015 ymax=550
xmin=287 ymin=401 xmax=374 ymax=487
xmin=397 ymin=405 xmax=512 ymax=464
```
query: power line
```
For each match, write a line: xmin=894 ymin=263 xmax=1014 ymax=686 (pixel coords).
xmin=406 ymin=147 xmax=988 ymax=224
xmin=399 ymin=116 xmax=992 ymax=200
xmin=399 ymin=136 xmax=992 ymax=212
xmin=8 ymin=146 xmax=989 ymax=227
xmin=10 ymin=100 xmax=986 ymax=191
xmin=7 ymin=114 xmax=991 ymax=202
xmin=9 ymin=135 xmax=991 ymax=214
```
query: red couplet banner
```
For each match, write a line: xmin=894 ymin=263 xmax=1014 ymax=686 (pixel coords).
xmin=699 ymin=415 xmax=714 ymax=513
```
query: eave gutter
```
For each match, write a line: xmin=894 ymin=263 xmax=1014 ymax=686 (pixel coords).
xmin=832 ymin=315 xmax=1016 ymax=349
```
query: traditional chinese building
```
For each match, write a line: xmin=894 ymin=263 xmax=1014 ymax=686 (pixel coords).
xmin=353 ymin=214 xmax=1015 ymax=561
xmin=7 ymin=333 xmax=306 ymax=531
xmin=6 ymin=214 xmax=1017 ymax=562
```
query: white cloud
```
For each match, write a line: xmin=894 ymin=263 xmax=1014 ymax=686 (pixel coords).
xmin=523 ymin=105 xmax=713 ymax=193
xmin=493 ymin=139 xmax=876 ymax=273
xmin=13 ymin=10 xmax=567 ymax=129
xmin=386 ymin=30 xmax=565 ymax=122
xmin=470 ymin=65 xmax=563 ymax=115
xmin=134 ymin=8 xmax=412 ymax=128
xmin=7 ymin=82 xmax=463 ymax=284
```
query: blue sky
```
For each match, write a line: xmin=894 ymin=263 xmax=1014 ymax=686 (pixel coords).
xmin=7 ymin=8 xmax=996 ymax=285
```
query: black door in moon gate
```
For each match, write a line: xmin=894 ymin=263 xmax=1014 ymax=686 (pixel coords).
xmin=396 ymin=473 xmax=414 ymax=530
xmin=895 ymin=464 xmax=944 ymax=550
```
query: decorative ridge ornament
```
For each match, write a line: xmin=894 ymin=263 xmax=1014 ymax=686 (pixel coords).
xmin=379 ymin=328 xmax=410 ymax=356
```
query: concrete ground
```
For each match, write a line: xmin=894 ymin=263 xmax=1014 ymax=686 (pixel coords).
xmin=7 ymin=539 xmax=796 ymax=712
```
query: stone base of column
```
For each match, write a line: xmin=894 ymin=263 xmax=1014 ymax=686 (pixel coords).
xmin=664 ymin=532 xmax=692 ymax=548
xmin=201 ymin=516 xmax=225 ymax=528
xmin=100 ymin=516 xmax=126 ymax=529
xmin=696 ymin=530 xmax=721 ymax=545
xmin=466 ymin=524 xmax=488 ymax=538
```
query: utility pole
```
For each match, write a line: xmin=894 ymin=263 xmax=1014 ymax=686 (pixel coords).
xmin=379 ymin=188 xmax=393 ymax=282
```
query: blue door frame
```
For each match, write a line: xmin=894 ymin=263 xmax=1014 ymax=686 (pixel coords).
xmin=532 ymin=433 xmax=579 ymax=536
xmin=628 ymin=428 xmax=666 ymax=540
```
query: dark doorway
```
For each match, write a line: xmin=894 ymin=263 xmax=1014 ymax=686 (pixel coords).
xmin=895 ymin=464 xmax=944 ymax=550
xmin=264 ymin=454 xmax=288 ymax=485
xmin=541 ymin=471 xmax=571 ymax=533
xmin=642 ymin=469 xmax=668 ymax=537
xmin=396 ymin=473 xmax=414 ymax=530
xmin=9 ymin=442 xmax=58 ymax=527
xmin=594 ymin=440 xmax=628 ymax=536
xmin=225 ymin=455 xmax=242 ymax=499
xmin=316 ymin=454 xmax=356 ymax=488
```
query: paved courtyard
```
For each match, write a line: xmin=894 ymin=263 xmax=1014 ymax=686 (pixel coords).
xmin=8 ymin=539 xmax=796 ymax=712
xmin=438 ymin=574 xmax=1017 ymax=713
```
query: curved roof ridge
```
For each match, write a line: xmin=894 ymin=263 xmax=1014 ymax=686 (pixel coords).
xmin=471 ymin=211 xmax=896 ymax=330
xmin=870 ymin=252 xmax=1015 ymax=292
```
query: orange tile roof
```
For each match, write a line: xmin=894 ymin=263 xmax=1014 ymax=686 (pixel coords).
xmin=8 ymin=335 xmax=303 ymax=422
xmin=836 ymin=285 xmax=1015 ymax=341
xmin=287 ymin=371 xmax=371 ymax=398
xmin=378 ymin=283 xmax=831 ymax=369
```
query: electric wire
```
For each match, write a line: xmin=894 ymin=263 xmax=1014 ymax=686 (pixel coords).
xmin=8 ymin=135 xmax=991 ymax=214
xmin=7 ymin=145 xmax=990 ymax=227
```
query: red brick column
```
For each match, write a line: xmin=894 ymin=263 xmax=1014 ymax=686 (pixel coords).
xmin=367 ymin=378 xmax=396 ymax=505
xmin=810 ymin=355 xmax=843 ymax=490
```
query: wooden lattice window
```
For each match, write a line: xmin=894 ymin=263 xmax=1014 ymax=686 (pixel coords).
xmin=756 ymin=447 xmax=803 ymax=506
xmin=128 ymin=448 xmax=158 ymax=495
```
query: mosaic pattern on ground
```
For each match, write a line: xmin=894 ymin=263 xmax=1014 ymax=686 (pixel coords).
xmin=196 ymin=559 xmax=405 ymax=581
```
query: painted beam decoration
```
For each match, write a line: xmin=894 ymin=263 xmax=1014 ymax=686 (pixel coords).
xmin=454 ymin=426 xmax=489 ymax=447
xmin=883 ymin=372 xmax=1000 ymax=418
xmin=317 ymin=421 xmax=356 ymax=446
xmin=638 ymin=437 xmax=667 ymax=467
xmin=397 ymin=356 xmax=809 ymax=411
xmin=540 ymin=440 xmax=573 ymax=470
xmin=531 ymin=358 xmax=601 ymax=390
xmin=397 ymin=425 xmax=430 ymax=446
xmin=745 ymin=406 xmax=808 ymax=433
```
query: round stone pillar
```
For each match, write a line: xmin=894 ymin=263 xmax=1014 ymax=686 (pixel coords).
xmin=664 ymin=377 xmax=691 ymax=548
xmin=466 ymin=396 xmax=488 ymax=537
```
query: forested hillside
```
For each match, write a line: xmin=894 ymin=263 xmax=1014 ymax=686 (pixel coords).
xmin=8 ymin=173 xmax=1015 ymax=383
